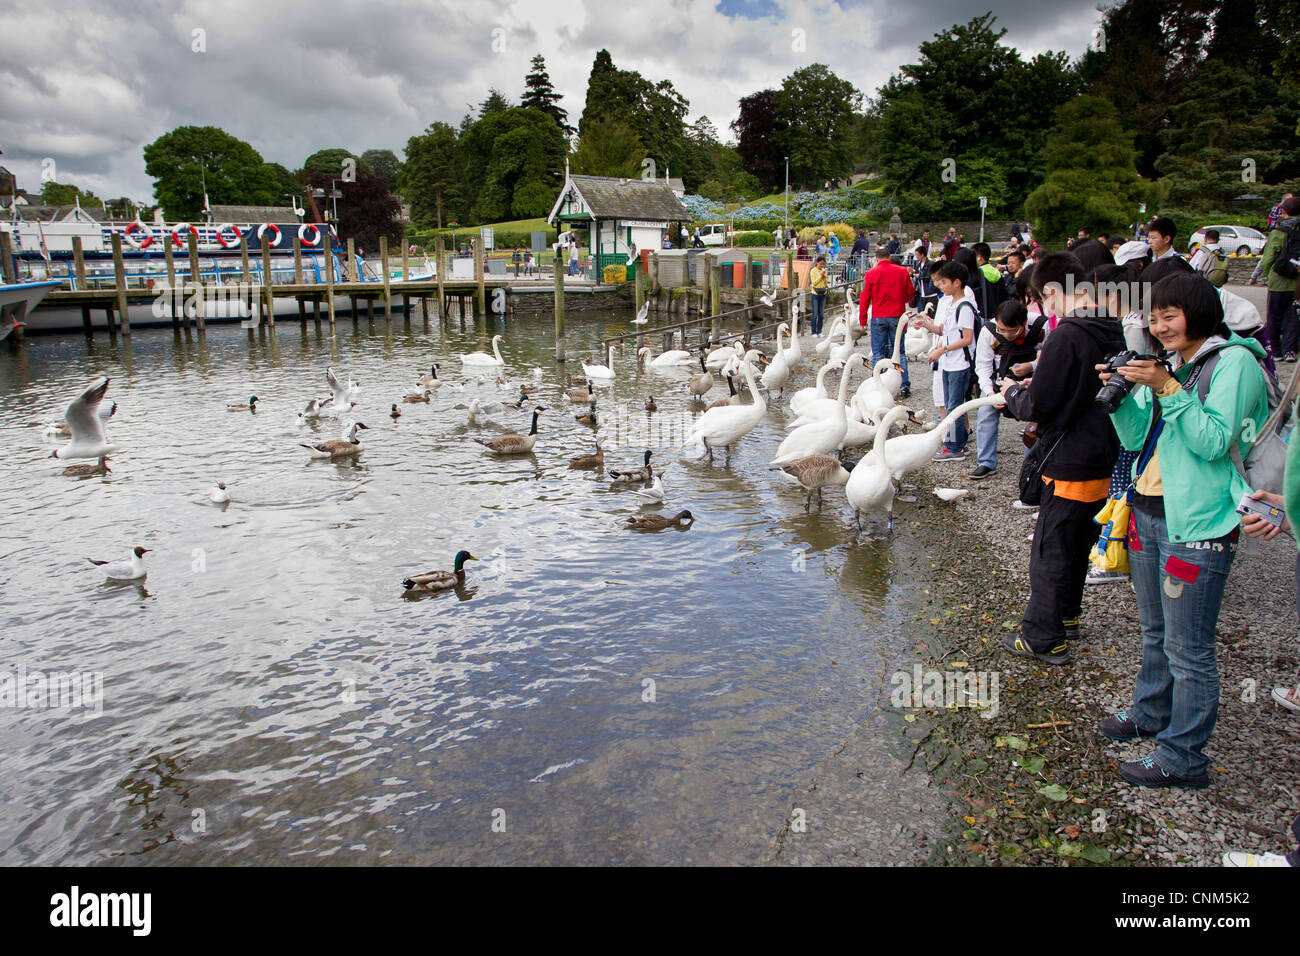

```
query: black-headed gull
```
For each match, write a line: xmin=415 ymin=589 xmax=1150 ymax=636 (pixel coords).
xmin=88 ymin=545 xmax=150 ymax=581
xmin=49 ymin=378 xmax=116 ymax=461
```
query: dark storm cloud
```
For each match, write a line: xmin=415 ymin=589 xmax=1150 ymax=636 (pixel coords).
xmin=0 ymin=0 xmax=1101 ymax=203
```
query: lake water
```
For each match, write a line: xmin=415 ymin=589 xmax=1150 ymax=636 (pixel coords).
xmin=0 ymin=310 xmax=927 ymax=864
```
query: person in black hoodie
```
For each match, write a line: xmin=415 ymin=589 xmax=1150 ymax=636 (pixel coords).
xmin=999 ymin=251 xmax=1126 ymax=664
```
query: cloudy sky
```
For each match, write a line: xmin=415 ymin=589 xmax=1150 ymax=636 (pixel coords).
xmin=0 ymin=0 xmax=1103 ymax=204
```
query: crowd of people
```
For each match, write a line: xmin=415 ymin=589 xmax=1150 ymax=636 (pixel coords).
xmin=852 ymin=201 xmax=1300 ymax=865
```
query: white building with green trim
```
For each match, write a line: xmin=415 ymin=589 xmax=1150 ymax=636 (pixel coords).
xmin=546 ymin=172 xmax=687 ymax=281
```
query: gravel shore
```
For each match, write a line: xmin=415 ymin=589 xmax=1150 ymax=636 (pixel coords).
xmin=772 ymin=345 xmax=1300 ymax=866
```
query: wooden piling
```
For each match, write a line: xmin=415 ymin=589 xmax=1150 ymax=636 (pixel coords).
xmin=238 ymin=237 xmax=252 ymax=330
xmin=111 ymin=232 xmax=132 ymax=336
xmin=650 ymin=251 xmax=660 ymax=297
xmin=323 ymin=229 xmax=336 ymax=329
xmin=347 ymin=238 xmax=357 ymax=283
xmin=474 ymin=240 xmax=485 ymax=315
xmin=0 ymin=232 xmax=14 ymax=284
xmin=401 ymin=236 xmax=409 ymax=282
xmin=745 ymin=252 xmax=754 ymax=311
xmin=634 ymin=257 xmax=644 ymax=316
xmin=185 ymin=232 xmax=204 ymax=332
xmin=380 ymin=235 xmax=391 ymax=320
xmin=554 ymin=253 xmax=565 ymax=362
xmin=72 ymin=236 xmax=87 ymax=291
xmin=435 ymin=238 xmax=445 ymax=321
xmin=80 ymin=306 xmax=92 ymax=335
xmin=710 ymin=259 xmax=721 ymax=341
xmin=261 ymin=241 xmax=274 ymax=328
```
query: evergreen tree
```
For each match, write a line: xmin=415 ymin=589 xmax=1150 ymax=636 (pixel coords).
xmin=569 ymin=118 xmax=644 ymax=178
xmin=521 ymin=54 xmax=572 ymax=136
xmin=403 ymin=122 xmax=462 ymax=228
xmin=479 ymin=89 xmax=512 ymax=118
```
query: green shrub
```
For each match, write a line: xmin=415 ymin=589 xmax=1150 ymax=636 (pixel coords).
xmin=733 ymin=231 xmax=771 ymax=247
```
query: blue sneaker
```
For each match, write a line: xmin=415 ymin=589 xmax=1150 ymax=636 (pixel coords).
xmin=1119 ymin=754 xmax=1209 ymax=789
xmin=1097 ymin=709 xmax=1158 ymax=741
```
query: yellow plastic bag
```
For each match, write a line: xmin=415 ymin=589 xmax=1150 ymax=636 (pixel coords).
xmin=1090 ymin=491 xmax=1132 ymax=574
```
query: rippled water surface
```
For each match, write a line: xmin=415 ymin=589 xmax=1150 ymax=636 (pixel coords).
xmin=0 ymin=310 xmax=925 ymax=864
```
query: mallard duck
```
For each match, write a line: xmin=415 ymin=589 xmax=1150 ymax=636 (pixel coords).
xmin=644 ymin=395 xmax=657 ymax=412
xmin=402 ymin=550 xmax=477 ymax=592
xmin=568 ymin=442 xmax=604 ymax=468
xmin=566 ymin=380 xmax=594 ymax=404
xmin=301 ymin=422 xmax=369 ymax=458
xmin=228 ymin=396 xmax=258 ymax=411
xmin=474 ymin=407 xmax=544 ymax=454
xmin=505 ymin=392 xmax=529 ymax=409
xmin=63 ymin=455 xmax=111 ymax=477
xmin=771 ymin=454 xmax=850 ymax=511
xmin=209 ymin=481 xmax=230 ymax=503
xmin=609 ymin=449 xmax=653 ymax=483
xmin=574 ymin=400 xmax=597 ymax=426
xmin=402 ymin=387 xmax=431 ymax=403
xmin=625 ymin=509 xmax=693 ymax=531
xmin=390 ymin=404 xmax=401 ymax=419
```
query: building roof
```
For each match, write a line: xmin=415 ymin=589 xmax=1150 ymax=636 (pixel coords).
xmin=549 ymin=175 xmax=687 ymax=225
xmin=208 ymin=204 xmax=300 ymax=223
xmin=11 ymin=204 xmax=103 ymax=222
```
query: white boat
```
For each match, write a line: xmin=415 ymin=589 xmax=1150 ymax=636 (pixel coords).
xmin=0 ymin=280 xmax=61 ymax=341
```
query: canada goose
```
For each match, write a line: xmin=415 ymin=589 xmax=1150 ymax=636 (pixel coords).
xmin=301 ymin=422 xmax=369 ymax=458
xmin=390 ymin=404 xmax=401 ymax=419
xmin=474 ymin=407 xmax=544 ymax=454
xmin=609 ymin=449 xmax=653 ymax=483
xmin=567 ymin=380 xmax=595 ymax=404
xmin=417 ymin=364 xmax=442 ymax=388
xmin=705 ymin=373 xmax=739 ymax=409
xmin=626 ymin=509 xmax=693 ymax=531
xmin=771 ymin=454 xmax=851 ymax=511
xmin=63 ymin=455 xmax=111 ymax=477
xmin=568 ymin=442 xmax=604 ymax=468
xmin=687 ymin=354 xmax=714 ymax=398
xmin=88 ymin=545 xmax=150 ymax=582
xmin=48 ymin=377 xmax=116 ymax=462
xmin=402 ymin=550 xmax=478 ymax=592
xmin=229 ymin=396 xmax=258 ymax=411
xmin=574 ymin=400 xmax=597 ymax=426
xmin=461 ymin=335 xmax=506 ymax=366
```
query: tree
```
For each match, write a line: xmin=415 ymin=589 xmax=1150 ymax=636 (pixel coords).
xmin=303 ymin=148 xmax=359 ymax=178
xmin=306 ymin=164 xmax=400 ymax=251
xmin=263 ymin=162 xmax=302 ymax=206
xmin=459 ymin=107 xmax=566 ymax=222
xmin=578 ymin=49 xmax=621 ymax=140
xmin=569 ymin=117 xmax=644 ymax=178
xmin=1025 ymin=96 xmax=1152 ymax=241
xmin=143 ymin=125 xmax=279 ymax=219
xmin=521 ymin=54 xmax=572 ymax=135
xmin=479 ymin=88 xmax=511 ymax=117
xmin=360 ymin=149 xmax=403 ymax=192
xmin=577 ymin=50 xmax=692 ymax=185
xmin=403 ymin=122 xmax=463 ymax=229
xmin=40 ymin=181 xmax=103 ymax=208
xmin=731 ymin=90 xmax=784 ymax=191
xmin=773 ymin=64 xmax=862 ymax=189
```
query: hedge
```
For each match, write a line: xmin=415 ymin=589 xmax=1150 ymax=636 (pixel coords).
xmin=733 ymin=231 xmax=772 ymax=247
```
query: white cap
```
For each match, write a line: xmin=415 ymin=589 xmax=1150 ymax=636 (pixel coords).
xmin=1114 ymin=240 xmax=1150 ymax=266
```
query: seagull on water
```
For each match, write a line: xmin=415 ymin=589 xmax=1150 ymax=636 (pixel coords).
xmin=630 ymin=474 xmax=667 ymax=503
xmin=209 ymin=482 xmax=230 ymax=504
xmin=88 ymin=545 xmax=150 ymax=582
xmin=49 ymin=378 xmax=116 ymax=461
xmin=632 ymin=301 xmax=650 ymax=325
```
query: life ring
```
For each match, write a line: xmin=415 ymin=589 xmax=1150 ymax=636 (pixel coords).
xmin=124 ymin=220 xmax=154 ymax=249
xmin=171 ymin=222 xmax=198 ymax=249
xmin=257 ymin=222 xmax=282 ymax=247
xmin=298 ymin=223 xmax=321 ymax=247
xmin=216 ymin=223 xmax=243 ymax=248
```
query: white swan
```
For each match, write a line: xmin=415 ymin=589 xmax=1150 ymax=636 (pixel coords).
xmin=782 ymin=310 xmax=803 ymax=369
xmin=771 ymin=354 xmax=865 ymax=465
xmin=815 ymin=316 xmax=844 ymax=357
xmin=875 ymin=318 xmax=909 ymax=397
xmin=683 ymin=351 xmax=768 ymax=464
xmin=845 ymin=406 xmax=911 ymax=533
xmin=704 ymin=342 xmax=743 ymax=371
xmin=853 ymin=358 xmax=898 ymax=421
xmin=583 ymin=344 xmax=617 ymax=379
xmin=884 ymin=394 xmax=1006 ymax=482
xmin=789 ymin=358 xmax=842 ymax=416
xmin=461 ymin=334 xmax=506 ymax=366
xmin=760 ymin=324 xmax=793 ymax=396
xmin=645 ymin=344 xmax=695 ymax=368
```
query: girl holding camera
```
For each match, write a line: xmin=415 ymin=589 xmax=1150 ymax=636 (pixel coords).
xmin=1096 ymin=273 xmax=1270 ymax=788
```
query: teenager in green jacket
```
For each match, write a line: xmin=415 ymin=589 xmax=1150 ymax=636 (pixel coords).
xmin=1095 ymin=273 xmax=1269 ymax=789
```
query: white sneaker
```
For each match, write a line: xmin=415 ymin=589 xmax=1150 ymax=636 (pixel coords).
xmin=1272 ymin=686 xmax=1300 ymax=713
xmin=1012 ymin=500 xmax=1038 ymax=511
xmin=1086 ymin=569 xmax=1129 ymax=585
xmin=1223 ymin=850 xmax=1291 ymax=867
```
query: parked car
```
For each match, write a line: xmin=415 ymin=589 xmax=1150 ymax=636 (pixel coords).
xmin=1187 ymin=225 xmax=1267 ymax=256
xmin=696 ymin=223 xmax=732 ymax=246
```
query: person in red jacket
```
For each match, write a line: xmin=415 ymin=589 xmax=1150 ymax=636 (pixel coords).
xmin=859 ymin=251 xmax=916 ymax=397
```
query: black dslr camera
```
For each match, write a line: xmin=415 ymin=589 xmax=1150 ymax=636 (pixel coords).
xmin=1095 ymin=351 xmax=1169 ymax=413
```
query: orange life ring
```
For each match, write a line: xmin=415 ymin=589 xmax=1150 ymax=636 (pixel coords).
xmin=171 ymin=222 xmax=198 ymax=249
xmin=216 ymin=223 xmax=243 ymax=248
xmin=124 ymin=220 xmax=154 ymax=249
xmin=298 ymin=223 xmax=321 ymax=247
xmin=257 ymin=222 xmax=282 ymax=247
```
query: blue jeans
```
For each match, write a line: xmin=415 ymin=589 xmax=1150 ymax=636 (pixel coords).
xmin=568 ymin=259 xmax=578 ymax=276
xmin=1127 ymin=508 xmax=1237 ymax=778
xmin=810 ymin=291 xmax=826 ymax=335
xmin=869 ymin=316 xmax=910 ymax=389
xmin=940 ymin=367 xmax=970 ymax=452
xmin=975 ymin=401 xmax=999 ymax=469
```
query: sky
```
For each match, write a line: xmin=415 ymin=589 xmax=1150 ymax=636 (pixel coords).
xmin=0 ymin=0 xmax=1105 ymax=206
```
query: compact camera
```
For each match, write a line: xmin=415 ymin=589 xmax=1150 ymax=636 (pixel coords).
xmin=1094 ymin=351 xmax=1169 ymax=414
xmin=1236 ymin=493 xmax=1286 ymax=530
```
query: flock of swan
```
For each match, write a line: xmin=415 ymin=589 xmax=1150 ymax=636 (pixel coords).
xmin=39 ymin=300 xmax=1002 ymax=589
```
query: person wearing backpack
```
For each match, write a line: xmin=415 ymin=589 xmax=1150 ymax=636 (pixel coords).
xmin=1095 ymin=273 xmax=1269 ymax=789
xmin=1189 ymin=229 xmax=1230 ymax=288
xmin=912 ymin=260 xmax=977 ymax=460
xmin=1251 ymin=196 xmax=1300 ymax=363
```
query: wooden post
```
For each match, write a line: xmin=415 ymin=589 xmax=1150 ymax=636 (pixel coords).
xmin=745 ymin=252 xmax=754 ymax=311
xmin=710 ymin=260 xmax=722 ymax=341
xmin=298 ymin=298 xmax=306 ymax=322
xmin=785 ymin=250 xmax=795 ymax=321
xmin=634 ymin=258 xmax=644 ymax=316
xmin=380 ymin=235 xmax=391 ymax=320
xmin=554 ymin=252 xmax=565 ymax=362
xmin=366 ymin=298 xmax=374 ymax=321
xmin=313 ymin=296 xmax=321 ymax=323
xmin=187 ymin=232 xmax=204 ymax=332
xmin=80 ymin=307 xmax=93 ymax=335
xmin=650 ymin=251 xmax=660 ymax=297
xmin=401 ymin=236 xmax=409 ymax=282
xmin=347 ymin=238 xmax=357 ymax=283
xmin=293 ymin=237 xmax=303 ymax=284
xmin=474 ymin=240 xmax=485 ymax=315
xmin=261 ymin=241 xmax=274 ymax=328
xmin=435 ymin=238 xmax=446 ymax=321
xmin=420 ymin=295 xmax=429 ymax=324
xmin=0 ymin=232 xmax=14 ymax=283
xmin=238 ymin=236 xmax=252 ymax=332
xmin=323 ymin=229 xmax=336 ymax=329
xmin=72 ymin=235 xmax=87 ymax=291
xmin=402 ymin=294 xmax=410 ymax=320
xmin=111 ymin=232 xmax=132 ymax=336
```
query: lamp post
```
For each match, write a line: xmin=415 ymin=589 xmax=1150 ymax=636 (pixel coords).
xmin=784 ymin=156 xmax=789 ymax=243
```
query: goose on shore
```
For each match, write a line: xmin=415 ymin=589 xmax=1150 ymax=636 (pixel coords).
xmin=302 ymin=422 xmax=369 ymax=458
xmin=49 ymin=377 xmax=116 ymax=462
xmin=461 ymin=334 xmax=506 ymax=366
xmin=772 ymin=454 xmax=850 ymax=511
xmin=626 ymin=509 xmax=693 ymax=531
xmin=609 ymin=449 xmax=653 ymax=483
xmin=402 ymin=550 xmax=477 ymax=592
xmin=474 ymin=407 xmax=544 ymax=454
xmin=88 ymin=545 xmax=150 ymax=582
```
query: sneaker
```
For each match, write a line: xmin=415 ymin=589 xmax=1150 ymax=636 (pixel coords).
xmin=1062 ymin=616 xmax=1080 ymax=640
xmin=1223 ymin=851 xmax=1291 ymax=867
xmin=1097 ymin=709 xmax=1158 ymax=741
xmin=1287 ymin=352 xmax=1298 ymax=363
xmin=1086 ymin=568 xmax=1129 ymax=585
xmin=1003 ymin=632 xmax=1070 ymax=665
xmin=1118 ymin=754 xmax=1209 ymax=789
xmin=1012 ymin=499 xmax=1038 ymax=511
xmin=932 ymin=448 xmax=968 ymax=462
xmin=970 ymin=465 xmax=996 ymax=479
xmin=898 ymin=387 xmax=911 ymax=399
xmin=1272 ymin=686 xmax=1300 ymax=713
